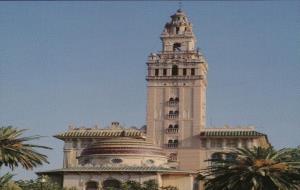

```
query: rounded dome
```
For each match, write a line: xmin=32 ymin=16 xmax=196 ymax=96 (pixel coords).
xmin=81 ymin=137 xmax=166 ymax=157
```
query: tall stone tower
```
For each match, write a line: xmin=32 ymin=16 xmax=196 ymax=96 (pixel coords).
xmin=146 ymin=9 xmax=208 ymax=169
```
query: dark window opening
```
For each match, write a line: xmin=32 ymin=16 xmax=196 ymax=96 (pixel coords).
xmin=174 ymin=124 xmax=179 ymax=129
xmin=169 ymin=98 xmax=174 ymax=102
xmin=163 ymin=69 xmax=167 ymax=76
xmin=191 ymin=68 xmax=195 ymax=75
xmin=168 ymin=124 xmax=173 ymax=129
xmin=172 ymin=65 xmax=178 ymax=76
xmin=173 ymin=43 xmax=181 ymax=51
xmin=175 ymin=97 xmax=179 ymax=102
xmin=176 ymin=27 xmax=180 ymax=34
xmin=169 ymin=111 xmax=174 ymax=115
xmin=86 ymin=181 xmax=98 ymax=190
xmin=183 ymin=68 xmax=187 ymax=76
xmin=155 ymin=69 xmax=159 ymax=76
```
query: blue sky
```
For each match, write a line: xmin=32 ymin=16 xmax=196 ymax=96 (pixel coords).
xmin=0 ymin=1 xmax=299 ymax=180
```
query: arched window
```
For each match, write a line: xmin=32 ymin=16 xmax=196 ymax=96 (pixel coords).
xmin=174 ymin=124 xmax=179 ymax=129
xmin=169 ymin=98 xmax=174 ymax=102
xmin=175 ymin=97 xmax=179 ymax=102
xmin=174 ymin=139 xmax=178 ymax=144
xmin=168 ymin=139 xmax=173 ymax=144
xmin=168 ymin=124 xmax=173 ymax=129
xmin=86 ymin=181 xmax=98 ymax=190
xmin=102 ymin=179 xmax=121 ymax=190
xmin=172 ymin=65 xmax=178 ymax=76
xmin=169 ymin=111 xmax=174 ymax=115
xmin=173 ymin=43 xmax=181 ymax=51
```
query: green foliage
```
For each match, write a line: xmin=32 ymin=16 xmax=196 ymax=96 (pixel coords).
xmin=0 ymin=126 xmax=52 ymax=170
xmin=121 ymin=180 xmax=142 ymax=190
xmin=16 ymin=176 xmax=61 ymax=190
xmin=0 ymin=172 xmax=14 ymax=188
xmin=199 ymin=146 xmax=300 ymax=190
xmin=120 ymin=180 xmax=177 ymax=190
xmin=1 ymin=181 xmax=22 ymax=190
xmin=142 ymin=179 xmax=158 ymax=190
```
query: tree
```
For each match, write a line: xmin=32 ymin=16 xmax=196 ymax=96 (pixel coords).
xmin=16 ymin=176 xmax=61 ymax=190
xmin=199 ymin=146 xmax=300 ymax=190
xmin=1 ymin=181 xmax=22 ymax=190
xmin=0 ymin=126 xmax=52 ymax=187
xmin=0 ymin=126 xmax=51 ymax=170
xmin=121 ymin=180 xmax=142 ymax=190
xmin=0 ymin=173 xmax=13 ymax=188
xmin=143 ymin=179 xmax=158 ymax=190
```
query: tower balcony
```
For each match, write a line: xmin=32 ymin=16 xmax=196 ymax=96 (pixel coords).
xmin=166 ymin=128 xmax=179 ymax=133
xmin=166 ymin=143 xmax=178 ymax=149
xmin=166 ymin=114 xmax=179 ymax=119
xmin=167 ymin=100 xmax=179 ymax=107
xmin=146 ymin=75 xmax=203 ymax=81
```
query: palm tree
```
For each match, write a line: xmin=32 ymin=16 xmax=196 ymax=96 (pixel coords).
xmin=0 ymin=173 xmax=13 ymax=187
xmin=0 ymin=126 xmax=52 ymax=170
xmin=200 ymin=146 xmax=300 ymax=190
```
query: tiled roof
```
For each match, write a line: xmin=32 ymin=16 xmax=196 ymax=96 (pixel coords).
xmin=37 ymin=166 xmax=196 ymax=174
xmin=200 ymin=130 xmax=265 ymax=137
xmin=54 ymin=129 xmax=145 ymax=140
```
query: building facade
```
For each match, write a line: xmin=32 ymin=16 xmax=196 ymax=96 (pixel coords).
xmin=39 ymin=9 xmax=270 ymax=190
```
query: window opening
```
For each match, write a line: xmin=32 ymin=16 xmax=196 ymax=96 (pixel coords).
xmin=176 ymin=27 xmax=180 ymax=34
xmin=172 ymin=65 xmax=178 ymax=76
xmin=191 ymin=68 xmax=195 ymax=75
xmin=173 ymin=43 xmax=181 ymax=51
xmin=163 ymin=69 xmax=167 ymax=76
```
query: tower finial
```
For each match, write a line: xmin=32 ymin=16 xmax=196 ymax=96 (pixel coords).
xmin=178 ymin=0 xmax=182 ymax=11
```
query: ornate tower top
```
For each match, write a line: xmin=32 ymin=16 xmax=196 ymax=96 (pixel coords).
xmin=160 ymin=9 xmax=196 ymax=52
xmin=161 ymin=9 xmax=194 ymax=37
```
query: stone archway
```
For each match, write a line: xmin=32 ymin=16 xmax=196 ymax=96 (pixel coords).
xmin=85 ymin=181 xmax=98 ymax=190
xmin=102 ymin=179 xmax=121 ymax=190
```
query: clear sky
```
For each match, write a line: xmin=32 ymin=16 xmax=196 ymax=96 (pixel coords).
xmin=0 ymin=1 xmax=299 ymax=180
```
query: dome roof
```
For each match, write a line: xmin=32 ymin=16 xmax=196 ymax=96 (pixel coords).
xmin=80 ymin=137 xmax=166 ymax=157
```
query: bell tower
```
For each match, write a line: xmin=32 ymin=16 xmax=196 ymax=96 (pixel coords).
xmin=146 ymin=9 xmax=208 ymax=169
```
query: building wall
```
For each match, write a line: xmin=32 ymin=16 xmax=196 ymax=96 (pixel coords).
xmin=63 ymin=173 xmax=159 ymax=190
xmin=161 ymin=174 xmax=194 ymax=190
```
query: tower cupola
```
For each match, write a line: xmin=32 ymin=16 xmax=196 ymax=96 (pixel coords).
xmin=160 ymin=9 xmax=196 ymax=52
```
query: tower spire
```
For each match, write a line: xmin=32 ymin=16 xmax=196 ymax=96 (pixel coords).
xmin=178 ymin=0 xmax=182 ymax=11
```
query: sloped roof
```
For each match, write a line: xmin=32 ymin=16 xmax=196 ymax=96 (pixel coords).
xmin=200 ymin=130 xmax=266 ymax=137
xmin=54 ymin=129 xmax=145 ymax=140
